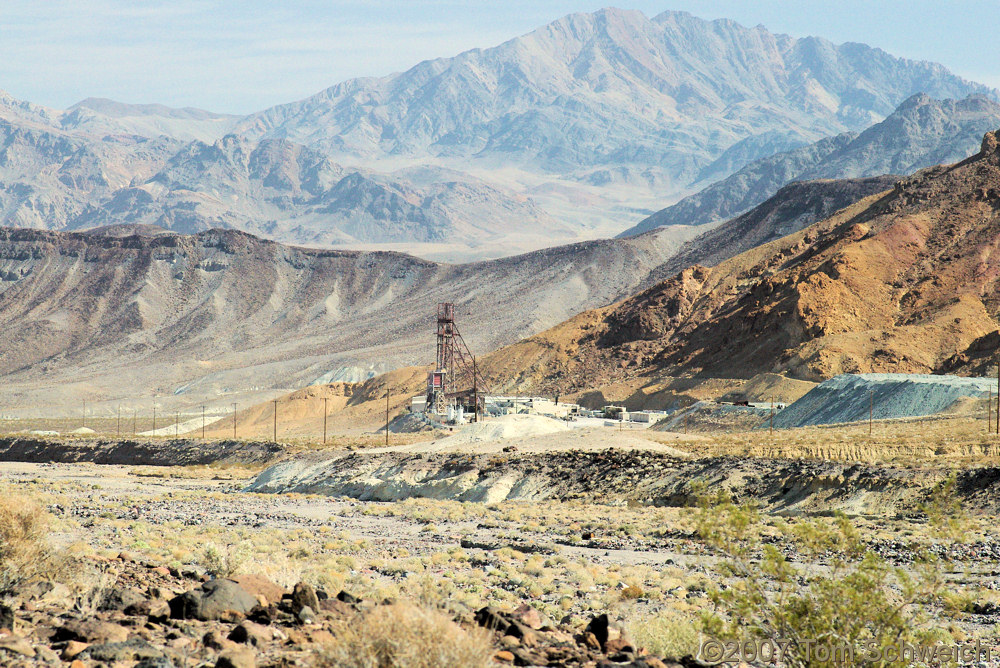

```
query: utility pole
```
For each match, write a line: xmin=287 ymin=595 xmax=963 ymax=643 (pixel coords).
xmin=385 ymin=389 xmax=390 ymax=447
xmin=473 ymin=356 xmax=479 ymax=423
xmin=869 ymin=390 xmax=873 ymax=437
xmin=82 ymin=399 xmax=87 ymax=430
xmin=232 ymin=403 xmax=237 ymax=439
xmin=202 ymin=406 xmax=206 ymax=439
xmin=323 ymin=397 xmax=328 ymax=445
xmin=273 ymin=400 xmax=278 ymax=442
xmin=174 ymin=412 xmax=179 ymax=438
xmin=152 ymin=405 xmax=156 ymax=435
xmin=116 ymin=405 xmax=121 ymax=438
xmin=132 ymin=410 xmax=137 ymax=435
xmin=769 ymin=395 xmax=774 ymax=435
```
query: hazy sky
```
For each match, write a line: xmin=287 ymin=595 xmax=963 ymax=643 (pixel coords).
xmin=2 ymin=1 xmax=997 ymax=114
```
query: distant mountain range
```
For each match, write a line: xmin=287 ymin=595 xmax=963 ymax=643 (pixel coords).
xmin=11 ymin=119 xmax=1000 ymax=412
xmin=0 ymin=8 xmax=995 ymax=260
xmin=621 ymin=94 xmax=1000 ymax=237
xmin=239 ymin=9 xmax=991 ymax=171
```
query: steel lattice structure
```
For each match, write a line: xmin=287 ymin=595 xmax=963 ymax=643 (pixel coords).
xmin=428 ymin=302 xmax=491 ymax=416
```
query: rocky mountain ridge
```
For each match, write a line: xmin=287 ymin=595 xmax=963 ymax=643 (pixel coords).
xmin=622 ymin=94 xmax=1000 ymax=237
xmin=480 ymin=131 xmax=1000 ymax=393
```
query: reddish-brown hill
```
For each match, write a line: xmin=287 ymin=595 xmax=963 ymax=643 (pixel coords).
xmin=482 ymin=131 xmax=1000 ymax=392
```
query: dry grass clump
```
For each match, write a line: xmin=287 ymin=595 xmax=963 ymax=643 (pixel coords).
xmin=628 ymin=612 xmax=700 ymax=659
xmin=0 ymin=493 xmax=62 ymax=592
xmin=317 ymin=603 xmax=493 ymax=668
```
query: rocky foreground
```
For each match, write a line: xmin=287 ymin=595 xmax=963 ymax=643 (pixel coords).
xmin=0 ymin=553 xmax=691 ymax=668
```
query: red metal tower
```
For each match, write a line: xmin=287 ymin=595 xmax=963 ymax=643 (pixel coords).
xmin=428 ymin=302 xmax=490 ymax=417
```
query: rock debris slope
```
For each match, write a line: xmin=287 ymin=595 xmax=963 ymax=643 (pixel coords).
xmin=771 ymin=373 xmax=996 ymax=429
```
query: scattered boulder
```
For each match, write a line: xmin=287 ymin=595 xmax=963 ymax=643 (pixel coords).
xmin=228 ymin=621 xmax=274 ymax=647
xmin=474 ymin=606 xmax=509 ymax=632
xmin=169 ymin=579 xmax=257 ymax=621
xmin=135 ymin=658 xmax=177 ymax=668
xmin=0 ymin=603 xmax=13 ymax=632
xmin=0 ymin=635 xmax=35 ymax=657
xmin=126 ymin=598 xmax=171 ymax=621
xmin=101 ymin=585 xmax=147 ymax=611
xmin=512 ymin=603 xmax=547 ymax=630
xmin=290 ymin=582 xmax=319 ymax=613
xmin=231 ymin=575 xmax=285 ymax=606
xmin=972 ymin=602 xmax=1000 ymax=615
xmin=335 ymin=590 xmax=361 ymax=605
xmin=82 ymin=638 xmax=164 ymax=663
xmin=217 ymin=648 xmax=257 ymax=668
xmin=297 ymin=605 xmax=316 ymax=624
xmin=584 ymin=613 xmax=610 ymax=650
xmin=203 ymin=630 xmax=238 ymax=651
xmin=61 ymin=640 xmax=90 ymax=661
xmin=55 ymin=619 xmax=130 ymax=644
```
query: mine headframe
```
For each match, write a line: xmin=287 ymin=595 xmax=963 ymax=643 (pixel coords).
xmin=427 ymin=302 xmax=491 ymax=418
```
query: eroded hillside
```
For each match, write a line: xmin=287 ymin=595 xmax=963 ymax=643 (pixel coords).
xmin=0 ymin=225 xmax=691 ymax=412
xmin=482 ymin=132 xmax=1000 ymax=392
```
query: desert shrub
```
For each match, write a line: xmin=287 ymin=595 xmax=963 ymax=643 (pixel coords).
xmin=620 ymin=584 xmax=644 ymax=600
xmin=201 ymin=541 xmax=253 ymax=578
xmin=316 ymin=603 xmax=493 ymax=668
xmin=629 ymin=612 xmax=701 ymax=660
xmin=0 ymin=494 xmax=62 ymax=592
xmin=694 ymin=487 xmax=953 ymax=668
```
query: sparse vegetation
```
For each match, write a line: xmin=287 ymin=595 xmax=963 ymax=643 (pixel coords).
xmin=202 ymin=541 xmax=254 ymax=578
xmin=693 ymin=486 xmax=963 ymax=667
xmin=0 ymin=492 xmax=63 ymax=592
xmin=316 ymin=603 xmax=493 ymax=668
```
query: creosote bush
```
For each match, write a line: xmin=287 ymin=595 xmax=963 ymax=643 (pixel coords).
xmin=0 ymin=493 xmax=61 ymax=592
xmin=692 ymin=482 xmax=964 ymax=668
xmin=317 ymin=603 xmax=493 ymax=668
xmin=202 ymin=541 xmax=254 ymax=578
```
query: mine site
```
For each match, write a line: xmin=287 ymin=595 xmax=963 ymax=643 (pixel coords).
xmin=7 ymin=3 xmax=1000 ymax=668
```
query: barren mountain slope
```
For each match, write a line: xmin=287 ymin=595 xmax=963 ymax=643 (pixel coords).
xmin=480 ymin=132 xmax=1000 ymax=393
xmin=622 ymin=94 xmax=1000 ymax=238
xmin=652 ymin=175 xmax=900 ymax=279
xmin=0 ymin=224 xmax=696 ymax=413
xmin=0 ymin=109 xmax=565 ymax=251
